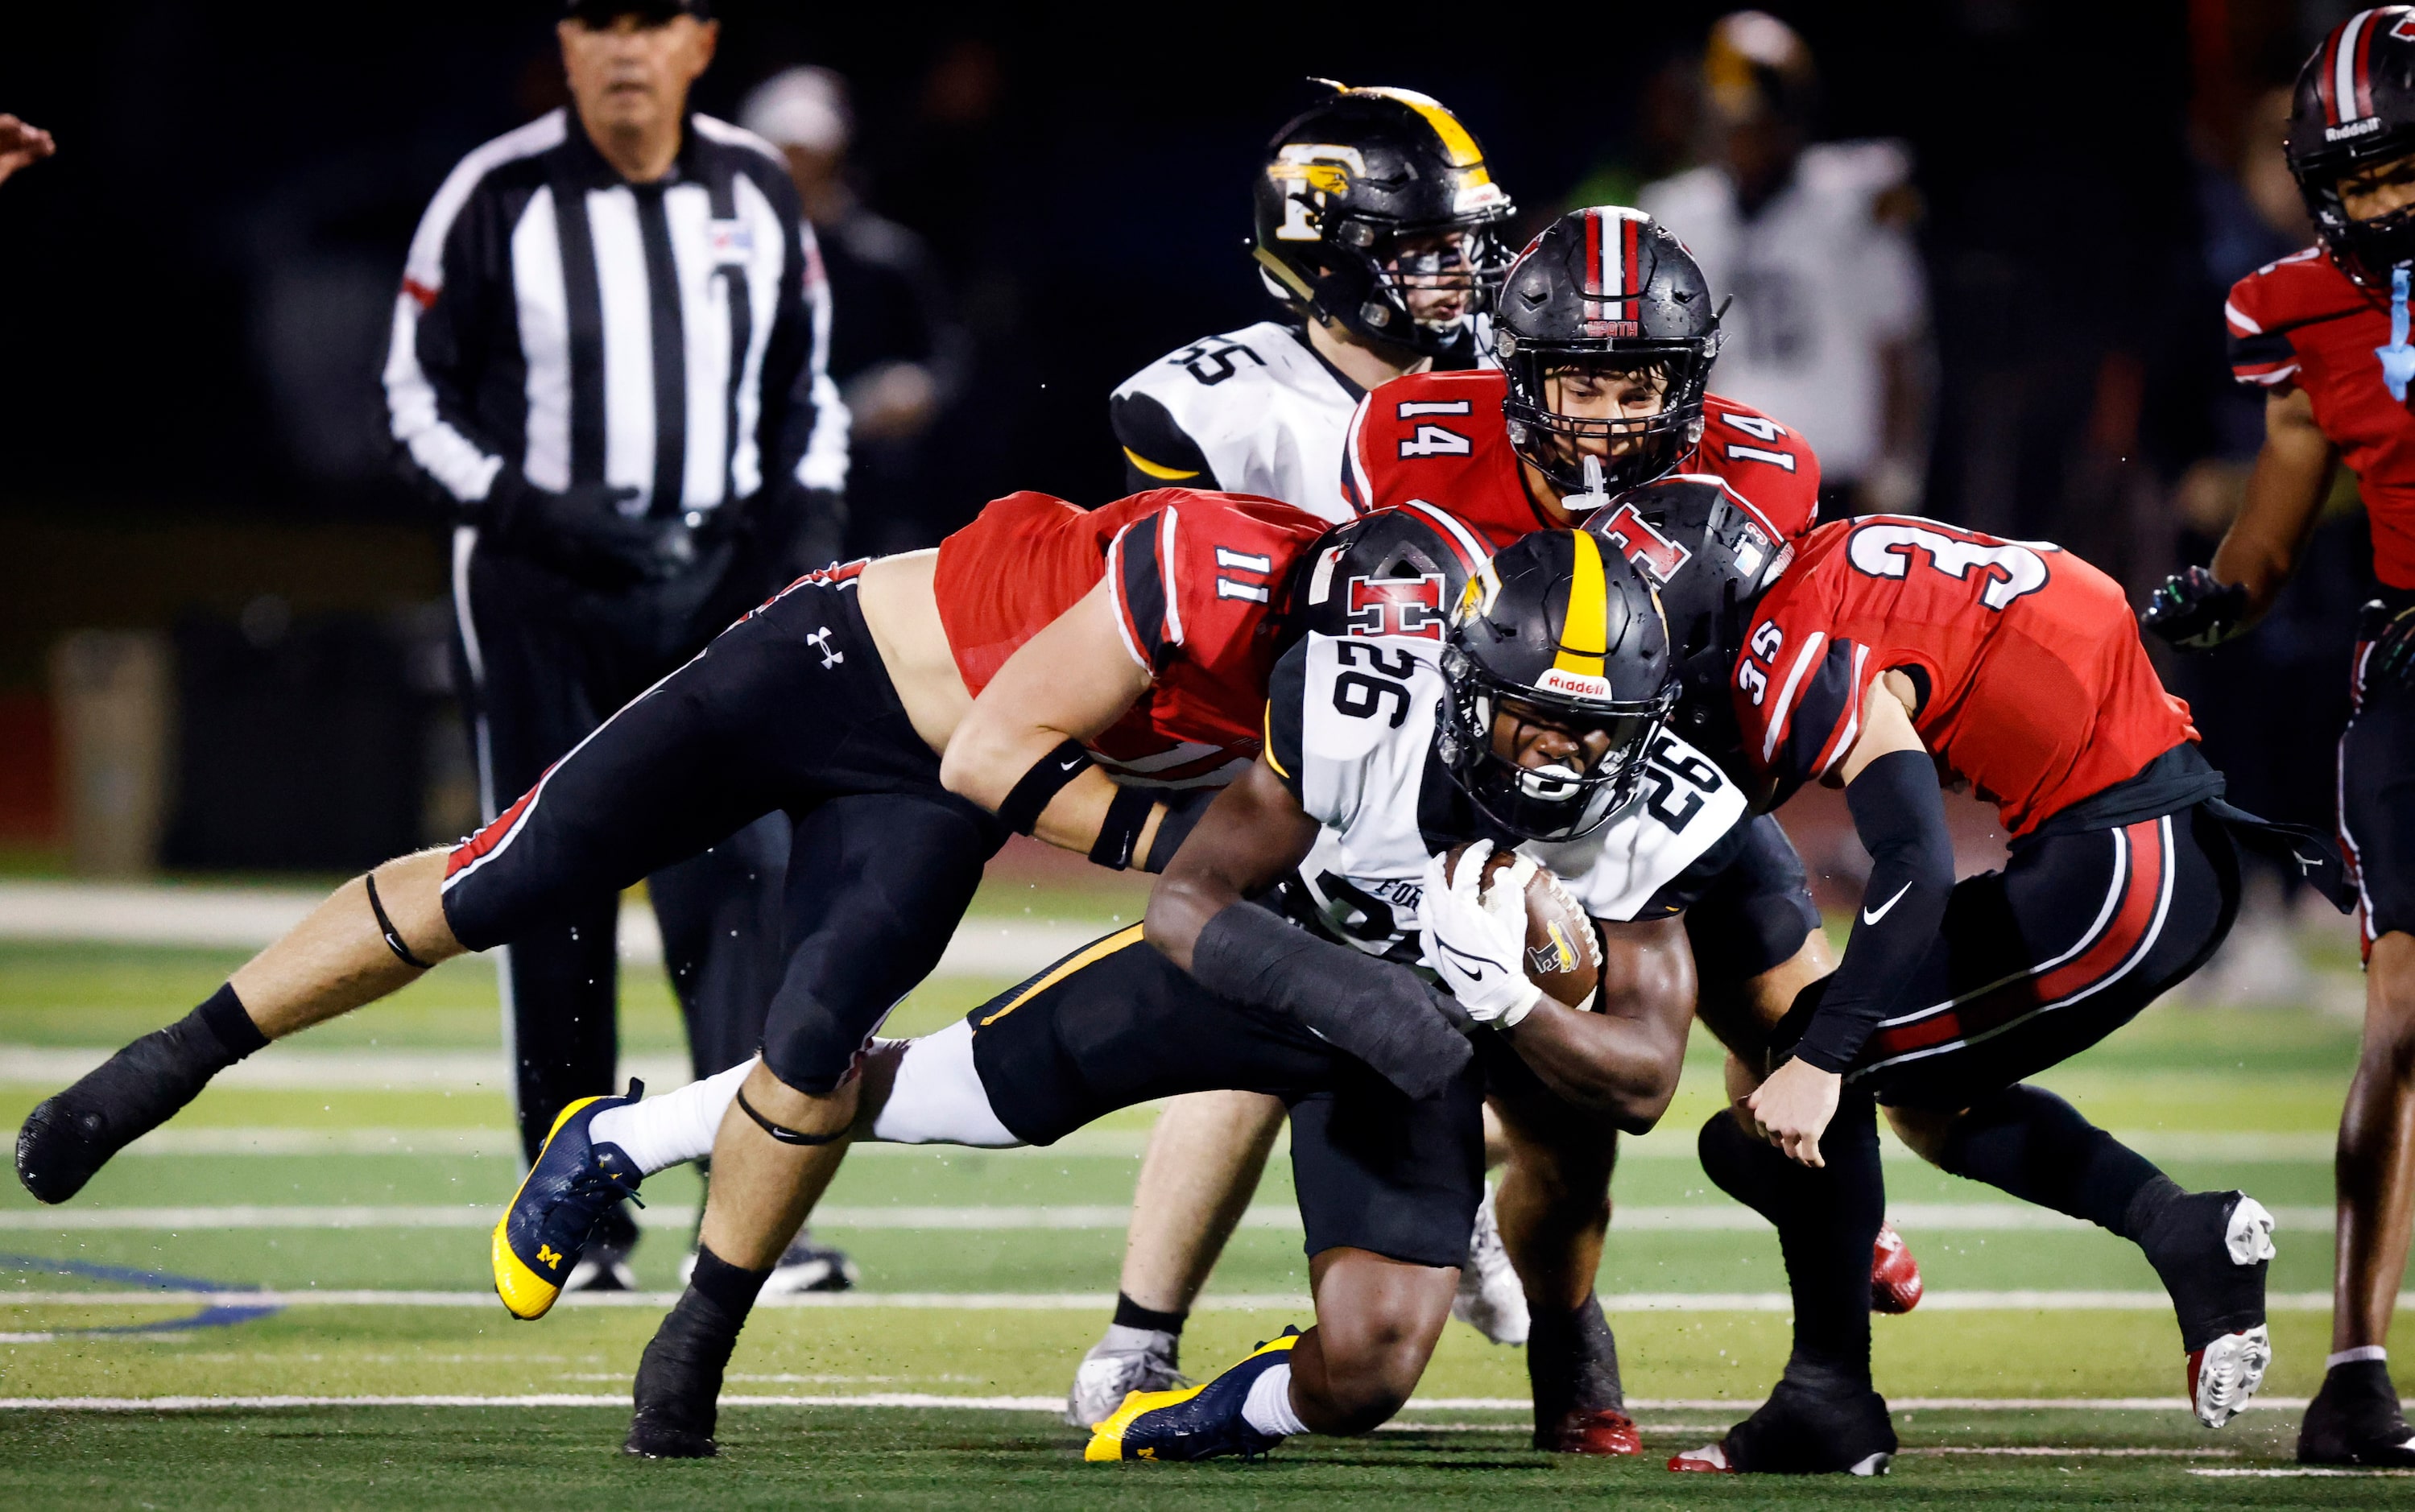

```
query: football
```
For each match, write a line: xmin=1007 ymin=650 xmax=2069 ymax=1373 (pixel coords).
xmin=1438 ymin=843 xmax=1602 ymax=1010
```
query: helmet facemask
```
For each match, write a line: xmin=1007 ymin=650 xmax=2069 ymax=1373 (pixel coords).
xmin=2303 ymin=147 xmax=2415 ymax=288
xmin=1306 ymin=211 xmax=1515 ymax=354
xmin=1435 ymin=647 xmax=1677 ymax=843
xmin=1502 ymin=345 xmax=1713 ymax=502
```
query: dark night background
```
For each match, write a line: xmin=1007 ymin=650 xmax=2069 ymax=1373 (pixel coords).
xmin=0 ymin=0 xmax=2377 ymax=872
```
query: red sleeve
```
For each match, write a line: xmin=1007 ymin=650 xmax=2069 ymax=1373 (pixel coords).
xmin=2224 ymin=269 xmax=2301 ymax=390
xmin=1696 ymin=399 xmax=1823 ymax=541
xmin=1106 ymin=498 xmax=1301 ymax=675
xmin=1733 ymin=607 xmax=1871 ymax=792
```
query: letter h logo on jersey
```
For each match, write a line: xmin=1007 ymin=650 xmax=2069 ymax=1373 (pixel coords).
xmin=1578 ymin=208 xmax=1649 ymax=339
xmin=1346 ymin=574 xmax=1446 ymax=639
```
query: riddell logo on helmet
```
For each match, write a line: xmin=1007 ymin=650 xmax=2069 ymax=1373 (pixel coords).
xmin=1583 ymin=320 xmax=1641 ymax=337
xmin=2328 ymin=116 xmax=2384 ymax=142
xmin=1536 ymin=667 xmax=1613 ymax=699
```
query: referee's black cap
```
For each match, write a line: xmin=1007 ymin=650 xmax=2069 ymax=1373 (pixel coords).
xmin=563 ymin=0 xmax=712 ymax=23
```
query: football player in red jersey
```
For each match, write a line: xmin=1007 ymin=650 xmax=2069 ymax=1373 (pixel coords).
xmin=10 ymin=486 xmax=1329 ymax=1446
xmin=1342 ymin=205 xmax=1820 ymax=547
xmin=2144 ymin=8 xmax=2415 ymax=1468
xmin=1652 ymin=505 xmax=2355 ymax=1473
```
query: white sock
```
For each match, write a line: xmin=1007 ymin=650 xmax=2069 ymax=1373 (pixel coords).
xmin=586 ymin=1059 xmax=754 ymax=1176
xmin=1240 ymin=1361 xmax=1308 ymax=1438
xmin=2329 ymin=1345 xmax=2389 ymax=1370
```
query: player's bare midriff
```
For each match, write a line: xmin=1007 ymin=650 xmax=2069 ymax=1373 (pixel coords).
xmin=854 ymin=549 xmax=974 ymax=756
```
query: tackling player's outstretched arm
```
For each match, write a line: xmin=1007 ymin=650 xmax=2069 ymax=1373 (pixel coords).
xmin=1747 ymin=671 xmax=1946 ymax=1166
xmin=1147 ymin=758 xmax=1474 ymax=1101
xmin=941 ymin=578 xmax=1175 ymax=869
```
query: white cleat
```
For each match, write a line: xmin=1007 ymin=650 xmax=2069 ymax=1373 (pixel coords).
xmin=2192 ymin=1326 xmax=2272 ymax=1429
xmin=1065 ymin=1327 xmax=1187 ymax=1429
xmin=1452 ymin=1181 xmax=1530 ymax=1345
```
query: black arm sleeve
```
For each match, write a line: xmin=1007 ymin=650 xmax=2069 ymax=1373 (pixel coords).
xmin=1189 ymin=901 xmax=1471 ymax=1100
xmin=1789 ymin=748 xmax=1955 ymax=1073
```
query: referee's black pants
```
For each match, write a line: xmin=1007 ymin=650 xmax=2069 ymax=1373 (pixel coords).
xmin=449 ymin=527 xmax=788 ymax=1164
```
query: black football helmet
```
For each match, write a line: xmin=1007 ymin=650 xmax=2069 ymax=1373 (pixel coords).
xmin=2287 ymin=7 xmax=2415 ymax=288
xmin=1437 ymin=529 xmax=1677 ymax=843
xmin=1290 ymin=502 xmax=1491 ymax=645
xmin=1584 ymin=475 xmax=1794 ymax=776
xmin=1253 ymin=82 xmax=1516 ymax=357
xmin=1495 ymin=207 xmax=1723 ymax=502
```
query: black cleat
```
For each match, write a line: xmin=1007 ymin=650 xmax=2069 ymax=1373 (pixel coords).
xmin=2141 ymin=1190 xmax=2274 ymax=1427
xmin=2300 ymin=1360 xmax=2415 ymax=1467
xmin=623 ymin=1285 xmax=746 ymax=1459
xmin=16 ymin=1022 xmax=226 ymax=1204
xmin=1669 ymin=1362 xmax=1896 ymax=1475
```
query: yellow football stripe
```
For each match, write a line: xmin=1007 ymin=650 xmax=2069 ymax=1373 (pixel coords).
xmin=1553 ymin=531 xmax=1608 ymax=677
xmin=979 ymin=924 xmax=1148 ymax=1027
xmin=1123 ymin=447 xmax=1201 ymax=481
xmin=1263 ymin=704 xmax=1292 ymax=779
xmin=1354 ymin=86 xmax=1485 ymax=167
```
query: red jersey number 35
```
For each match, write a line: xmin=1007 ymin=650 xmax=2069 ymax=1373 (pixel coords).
xmin=1846 ymin=522 xmax=2053 ymax=611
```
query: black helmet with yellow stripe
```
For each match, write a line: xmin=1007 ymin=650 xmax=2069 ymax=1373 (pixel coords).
xmin=1252 ymin=81 xmax=1515 ymax=357
xmin=1436 ymin=529 xmax=1677 ymax=842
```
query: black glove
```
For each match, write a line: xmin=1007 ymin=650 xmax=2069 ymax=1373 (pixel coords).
xmin=2140 ymin=566 xmax=2252 ymax=651
xmin=488 ymin=477 xmax=696 ymax=587
xmin=2367 ymin=599 xmax=2415 ymax=688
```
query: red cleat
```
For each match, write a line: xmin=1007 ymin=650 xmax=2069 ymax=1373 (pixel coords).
xmin=1539 ymin=1407 xmax=1642 ymax=1455
xmin=1667 ymin=1443 xmax=1735 ymax=1472
xmin=1871 ymin=1221 xmax=1923 ymax=1314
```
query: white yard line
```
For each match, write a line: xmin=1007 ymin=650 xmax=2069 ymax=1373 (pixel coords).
xmin=0 ymin=1200 xmax=2341 ymax=1233
xmin=0 ymin=881 xmax=1104 ymax=977
xmin=2 ymin=1287 xmax=2400 ymax=1316
xmin=0 ymin=1392 xmax=2320 ymax=1412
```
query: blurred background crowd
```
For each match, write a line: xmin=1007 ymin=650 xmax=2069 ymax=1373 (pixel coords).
xmin=0 ymin=1 xmax=2372 ymax=984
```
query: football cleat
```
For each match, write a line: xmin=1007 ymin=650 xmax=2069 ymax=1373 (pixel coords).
xmin=16 ymin=1021 xmax=225 ymax=1204
xmin=2299 ymin=1359 xmax=2415 ymax=1466
xmin=1668 ymin=1362 xmax=1895 ymax=1475
xmin=1067 ymin=1328 xmax=1187 ymax=1430
xmin=491 ymin=1080 xmax=644 ymax=1320
xmin=2142 ymin=1190 xmax=2274 ymax=1428
xmin=1453 ymin=1181 xmax=1531 ymax=1345
xmin=1870 ymin=1221 xmax=1924 ymax=1315
xmin=1539 ymin=1407 xmax=1641 ymax=1456
xmin=1085 ymin=1328 xmax=1300 ymax=1462
xmin=624 ymin=1282 xmax=746 ymax=1460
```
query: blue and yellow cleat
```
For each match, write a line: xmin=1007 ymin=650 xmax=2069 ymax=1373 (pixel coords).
xmin=492 ymin=1080 xmax=645 ymax=1320
xmin=1084 ymin=1327 xmax=1301 ymax=1463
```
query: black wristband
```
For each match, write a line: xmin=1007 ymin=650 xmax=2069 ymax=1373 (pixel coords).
xmin=1142 ymin=787 xmax=1216 ymax=873
xmin=998 ymin=740 xmax=1093 ymax=836
xmin=1088 ymin=783 xmax=1158 ymax=870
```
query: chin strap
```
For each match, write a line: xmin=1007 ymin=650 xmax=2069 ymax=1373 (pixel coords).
xmin=2379 ymin=264 xmax=2415 ymax=402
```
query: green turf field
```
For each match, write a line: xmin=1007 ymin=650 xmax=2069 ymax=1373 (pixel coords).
xmin=1 ymin=885 xmax=2411 ymax=1508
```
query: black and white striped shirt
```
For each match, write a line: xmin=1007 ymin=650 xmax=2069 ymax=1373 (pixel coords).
xmin=383 ymin=107 xmax=847 ymax=528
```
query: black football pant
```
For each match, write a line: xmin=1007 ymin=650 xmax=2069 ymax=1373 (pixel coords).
xmin=1776 ymin=804 xmax=2240 ymax=1110
xmin=2344 ymin=589 xmax=2415 ymax=958
xmin=449 ymin=535 xmax=966 ymax=1162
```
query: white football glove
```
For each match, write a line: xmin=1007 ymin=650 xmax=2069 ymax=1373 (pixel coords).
xmin=1419 ymin=841 xmax=1544 ymax=1027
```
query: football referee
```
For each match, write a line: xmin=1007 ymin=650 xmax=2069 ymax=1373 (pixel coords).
xmin=382 ymin=0 xmax=851 ymax=1290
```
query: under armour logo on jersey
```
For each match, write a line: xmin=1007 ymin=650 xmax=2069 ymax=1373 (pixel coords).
xmin=807 ymin=627 xmax=844 ymax=669
xmin=2379 ymin=265 xmax=2415 ymax=403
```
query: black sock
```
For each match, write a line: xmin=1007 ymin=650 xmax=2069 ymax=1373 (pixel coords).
xmin=689 ymin=1243 xmax=772 ymax=1327
xmin=1112 ymin=1293 xmax=1186 ymax=1336
xmin=1698 ymin=1091 xmax=1883 ymax=1382
xmin=191 ymin=983 xmax=268 ymax=1064
xmin=1528 ymin=1292 xmax=1623 ymax=1435
xmin=1936 ymin=1084 xmax=2179 ymax=1240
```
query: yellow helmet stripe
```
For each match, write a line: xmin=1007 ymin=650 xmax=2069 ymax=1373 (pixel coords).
xmin=1123 ymin=447 xmax=1201 ymax=481
xmin=1352 ymin=86 xmax=1485 ymax=168
xmin=1553 ymin=531 xmax=1609 ymax=678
